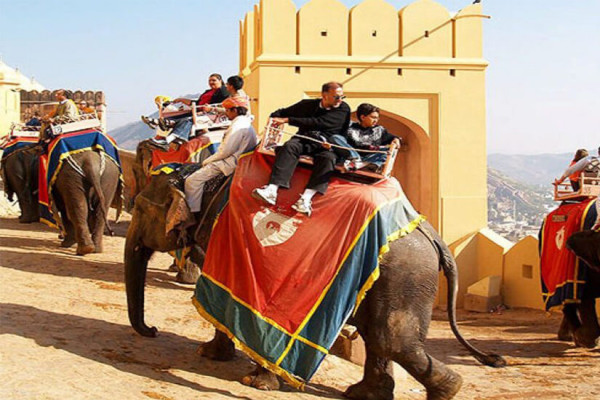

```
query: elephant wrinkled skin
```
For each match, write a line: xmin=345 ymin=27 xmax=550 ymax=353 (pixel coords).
xmin=1 ymin=145 xmax=40 ymax=223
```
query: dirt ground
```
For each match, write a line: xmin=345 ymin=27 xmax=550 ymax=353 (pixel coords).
xmin=2 ymin=210 xmax=600 ymax=400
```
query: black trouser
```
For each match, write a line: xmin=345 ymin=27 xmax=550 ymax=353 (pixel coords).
xmin=269 ymin=137 xmax=337 ymax=194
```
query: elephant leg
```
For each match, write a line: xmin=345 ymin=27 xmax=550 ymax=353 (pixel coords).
xmin=344 ymin=351 xmax=394 ymax=400
xmin=175 ymin=257 xmax=201 ymax=284
xmin=559 ymin=304 xmax=581 ymax=342
xmin=574 ymin=299 xmax=600 ymax=348
xmin=60 ymin=216 xmax=77 ymax=248
xmin=89 ymin=207 xmax=105 ymax=253
xmin=242 ymin=366 xmax=280 ymax=391
xmin=65 ymin=192 xmax=95 ymax=255
xmin=198 ymin=329 xmax=235 ymax=361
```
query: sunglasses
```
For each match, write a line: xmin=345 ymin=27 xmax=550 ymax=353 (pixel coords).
xmin=333 ymin=95 xmax=346 ymax=100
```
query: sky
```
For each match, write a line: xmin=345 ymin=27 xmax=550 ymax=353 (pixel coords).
xmin=1 ymin=0 xmax=598 ymax=154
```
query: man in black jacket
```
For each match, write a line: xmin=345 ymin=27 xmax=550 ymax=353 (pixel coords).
xmin=252 ymin=82 xmax=350 ymax=216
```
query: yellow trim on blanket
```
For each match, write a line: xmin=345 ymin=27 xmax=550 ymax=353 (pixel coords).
xmin=201 ymin=273 xmax=293 ymax=335
xmin=39 ymin=217 xmax=58 ymax=229
xmin=187 ymin=142 xmax=212 ymax=161
xmin=574 ymin=200 xmax=596 ymax=300
xmin=275 ymin=196 xmax=421 ymax=367
xmin=192 ymin=297 xmax=305 ymax=390
xmin=354 ymin=214 xmax=426 ymax=313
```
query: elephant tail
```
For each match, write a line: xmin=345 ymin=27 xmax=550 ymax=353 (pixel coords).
xmin=434 ymin=232 xmax=507 ymax=368
xmin=84 ymin=154 xmax=114 ymax=236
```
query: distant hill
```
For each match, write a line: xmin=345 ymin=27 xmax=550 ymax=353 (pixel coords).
xmin=109 ymin=111 xmax=158 ymax=150
xmin=488 ymin=153 xmax=575 ymax=186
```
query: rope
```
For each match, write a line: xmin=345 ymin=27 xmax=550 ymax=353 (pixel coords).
xmin=64 ymin=154 xmax=86 ymax=178
xmin=99 ymin=150 xmax=106 ymax=176
xmin=268 ymin=125 xmax=390 ymax=154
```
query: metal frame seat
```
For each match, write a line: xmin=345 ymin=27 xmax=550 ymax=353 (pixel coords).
xmin=257 ymin=118 xmax=399 ymax=181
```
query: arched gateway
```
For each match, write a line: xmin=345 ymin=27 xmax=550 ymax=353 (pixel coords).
xmin=239 ymin=0 xmax=490 ymax=303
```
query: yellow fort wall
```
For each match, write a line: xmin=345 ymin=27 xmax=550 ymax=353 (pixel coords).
xmin=239 ymin=0 xmax=548 ymax=309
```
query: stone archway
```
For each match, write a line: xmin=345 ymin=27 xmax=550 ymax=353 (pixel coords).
xmin=352 ymin=110 xmax=433 ymax=224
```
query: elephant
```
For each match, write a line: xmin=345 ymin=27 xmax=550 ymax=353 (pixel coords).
xmin=125 ymin=171 xmax=505 ymax=400
xmin=568 ymin=229 xmax=600 ymax=272
xmin=540 ymin=207 xmax=600 ymax=349
xmin=52 ymin=148 xmax=122 ymax=255
xmin=117 ymin=148 xmax=137 ymax=212
xmin=1 ymin=143 xmax=40 ymax=223
xmin=557 ymin=229 xmax=600 ymax=348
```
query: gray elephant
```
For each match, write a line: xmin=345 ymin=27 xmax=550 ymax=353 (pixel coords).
xmin=1 ymin=143 xmax=40 ymax=223
xmin=125 ymin=172 xmax=504 ymax=400
xmin=52 ymin=148 xmax=122 ymax=255
xmin=559 ymin=229 xmax=600 ymax=348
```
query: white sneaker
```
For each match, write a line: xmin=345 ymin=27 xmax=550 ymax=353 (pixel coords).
xmin=252 ymin=186 xmax=277 ymax=206
xmin=292 ymin=197 xmax=312 ymax=217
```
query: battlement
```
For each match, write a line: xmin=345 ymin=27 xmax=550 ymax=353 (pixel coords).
xmin=240 ymin=0 xmax=486 ymax=74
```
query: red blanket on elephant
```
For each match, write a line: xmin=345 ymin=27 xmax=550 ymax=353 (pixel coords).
xmin=540 ymin=199 xmax=597 ymax=310
xmin=150 ymin=136 xmax=219 ymax=168
xmin=193 ymin=151 xmax=424 ymax=388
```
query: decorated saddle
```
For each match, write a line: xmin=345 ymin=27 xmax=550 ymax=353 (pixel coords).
xmin=1 ymin=137 xmax=40 ymax=202
xmin=540 ymin=199 xmax=597 ymax=310
xmin=39 ymin=129 xmax=122 ymax=228
xmin=147 ymin=135 xmax=220 ymax=170
xmin=193 ymin=151 xmax=424 ymax=388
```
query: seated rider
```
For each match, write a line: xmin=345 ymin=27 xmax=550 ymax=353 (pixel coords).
xmin=141 ymin=73 xmax=230 ymax=141
xmin=252 ymin=81 xmax=351 ymax=217
xmin=202 ymin=75 xmax=251 ymax=116
xmin=562 ymin=149 xmax=590 ymax=191
xmin=329 ymin=103 xmax=400 ymax=172
xmin=555 ymin=146 xmax=600 ymax=230
xmin=555 ymin=146 xmax=600 ymax=188
xmin=184 ymin=96 xmax=257 ymax=215
xmin=40 ymin=89 xmax=80 ymax=142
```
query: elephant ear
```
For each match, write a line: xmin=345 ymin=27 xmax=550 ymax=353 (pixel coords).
xmin=165 ymin=186 xmax=195 ymax=238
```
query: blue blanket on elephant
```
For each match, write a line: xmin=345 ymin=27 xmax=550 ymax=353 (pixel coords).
xmin=40 ymin=129 xmax=122 ymax=229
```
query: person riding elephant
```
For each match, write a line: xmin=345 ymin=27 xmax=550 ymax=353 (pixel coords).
xmin=39 ymin=89 xmax=79 ymax=142
xmin=125 ymin=176 xmax=505 ymax=400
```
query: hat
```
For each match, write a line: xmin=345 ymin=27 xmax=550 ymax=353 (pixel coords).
xmin=154 ymin=95 xmax=172 ymax=106
xmin=222 ymin=96 xmax=249 ymax=110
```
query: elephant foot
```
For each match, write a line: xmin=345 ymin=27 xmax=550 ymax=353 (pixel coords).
xmin=242 ymin=366 xmax=280 ymax=391
xmin=76 ymin=243 xmax=96 ymax=256
xmin=175 ymin=261 xmax=200 ymax=284
xmin=60 ymin=236 xmax=77 ymax=248
xmin=573 ymin=328 xmax=600 ymax=349
xmin=427 ymin=370 xmax=463 ymax=400
xmin=344 ymin=379 xmax=393 ymax=400
xmin=557 ymin=318 xmax=574 ymax=341
xmin=94 ymin=243 xmax=104 ymax=253
xmin=198 ymin=332 xmax=235 ymax=361
xmin=18 ymin=215 xmax=38 ymax=224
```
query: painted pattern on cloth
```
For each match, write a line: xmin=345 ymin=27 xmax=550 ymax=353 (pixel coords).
xmin=540 ymin=199 xmax=597 ymax=310
xmin=193 ymin=151 xmax=423 ymax=388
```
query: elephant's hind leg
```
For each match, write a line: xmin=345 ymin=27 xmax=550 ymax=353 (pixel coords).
xmin=574 ymin=299 xmax=600 ymax=348
xmin=344 ymin=350 xmax=394 ymax=400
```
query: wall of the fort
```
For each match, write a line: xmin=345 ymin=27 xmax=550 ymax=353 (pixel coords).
xmin=240 ymin=0 xmax=493 ymax=305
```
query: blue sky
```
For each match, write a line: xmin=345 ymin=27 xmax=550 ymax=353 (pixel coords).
xmin=1 ymin=0 xmax=598 ymax=154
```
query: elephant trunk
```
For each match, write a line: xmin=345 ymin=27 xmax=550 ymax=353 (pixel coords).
xmin=124 ymin=220 xmax=157 ymax=337
xmin=431 ymin=227 xmax=507 ymax=368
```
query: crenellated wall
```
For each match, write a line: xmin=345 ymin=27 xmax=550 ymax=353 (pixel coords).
xmin=239 ymin=0 xmax=497 ymax=306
